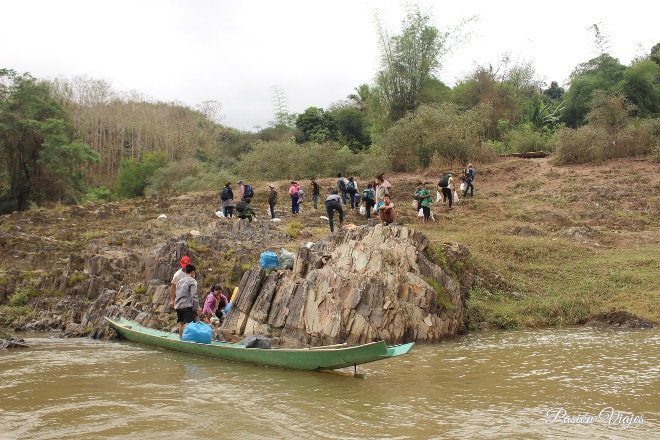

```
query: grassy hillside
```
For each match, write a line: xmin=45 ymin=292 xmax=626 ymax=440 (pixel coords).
xmin=266 ymin=156 xmax=659 ymax=328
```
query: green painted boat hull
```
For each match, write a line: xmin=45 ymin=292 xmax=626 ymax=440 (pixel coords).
xmin=105 ymin=317 xmax=414 ymax=371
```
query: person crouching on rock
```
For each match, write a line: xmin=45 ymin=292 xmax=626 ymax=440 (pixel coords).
xmin=235 ymin=197 xmax=256 ymax=222
xmin=325 ymin=190 xmax=344 ymax=232
xmin=378 ymin=195 xmax=397 ymax=226
xmin=202 ymin=284 xmax=227 ymax=324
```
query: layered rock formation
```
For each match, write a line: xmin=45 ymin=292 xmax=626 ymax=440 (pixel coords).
xmin=223 ymin=224 xmax=469 ymax=346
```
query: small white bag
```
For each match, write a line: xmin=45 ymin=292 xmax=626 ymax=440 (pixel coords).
xmin=453 ymin=191 xmax=460 ymax=204
xmin=460 ymin=182 xmax=466 ymax=192
xmin=359 ymin=205 xmax=366 ymax=215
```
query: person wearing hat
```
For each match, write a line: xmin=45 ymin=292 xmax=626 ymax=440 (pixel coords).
xmin=174 ymin=263 xmax=198 ymax=339
xmin=268 ymin=184 xmax=278 ymax=219
xmin=288 ymin=181 xmax=301 ymax=216
xmin=169 ymin=256 xmax=191 ymax=310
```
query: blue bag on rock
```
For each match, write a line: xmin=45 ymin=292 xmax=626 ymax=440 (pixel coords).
xmin=182 ymin=321 xmax=212 ymax=344
xmin=259 ymin=251 xmax=279 ymax=269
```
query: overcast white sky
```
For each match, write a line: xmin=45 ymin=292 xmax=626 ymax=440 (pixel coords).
xmin=2 ymin=0 xmax=657 ymax=131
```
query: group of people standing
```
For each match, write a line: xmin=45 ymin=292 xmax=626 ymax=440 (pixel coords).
xmin=324 ymin=173 xmax=396 ymax=231
xmin=219 ymin=164 xmax=473 ymax=231
xmin=414 ymin=163 xmax=476 ymax=223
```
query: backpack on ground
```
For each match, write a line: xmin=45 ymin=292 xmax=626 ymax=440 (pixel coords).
xmin=438 ymin=175 xmax=449 ymax=188
xmin=243 ymin=184 xmax=254 ymax=198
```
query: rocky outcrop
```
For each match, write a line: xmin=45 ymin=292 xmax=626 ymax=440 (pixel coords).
xmin=2 ymin=202 xmax=477 ymax=345
xmin=222 ymin=224 xmax=469 ymax=346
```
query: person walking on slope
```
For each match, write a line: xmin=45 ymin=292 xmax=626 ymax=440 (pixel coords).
xmin=463 ymin=163 xmax=475 ymax=197
xmin=414 ymin=181 xmax=432 ymax=222
xmin=361 ymin=183 xmax=375 ymax=219
xmin=438 ymin=173 xmax=453 ymax=210
xmin=219 ymin=182 xmax=234 ymax=217
xmin=268 ymin=184 xmax=278 ymax=219
xmin=310 ymin=177 xmax=320 ymax=209
xmin=288 ymin=181 xmax=301 ymax=216
xmin=324 ymin=190 xmax=344 ymax=232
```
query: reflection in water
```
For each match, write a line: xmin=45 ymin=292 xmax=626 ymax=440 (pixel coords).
xmin=0 ymin=328 xmax=657 ymax=439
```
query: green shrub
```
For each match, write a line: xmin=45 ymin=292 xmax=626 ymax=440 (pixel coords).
xmin=611 ymin=119 xmax=658 ymax=159
xmin=0 ymin=306 xmax=31 ymax=326
xmin=146 ymin=159 xmax=234 ymax=196
xmin=9 ymin=289 xmax=30 ymax=307
xmin=504 ymin=123 xmax=548 ymax=153
xmin=425 ymin=277 xmax=456 ymax=310
xmin=83 ymin=186 xmax=113 ymax=203
xmin=116 ymin=151 xmax=168 ymax=198
xmin=286 ymin=221 xmax=304 ymax=238
xmin=552 ymin=125 xmax=610 ymax=165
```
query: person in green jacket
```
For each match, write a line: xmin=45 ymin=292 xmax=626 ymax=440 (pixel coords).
xmin=414 ymin=181 xmax=432 ymax=223
xmin=236 ymin=197 xmax=257 ymax=222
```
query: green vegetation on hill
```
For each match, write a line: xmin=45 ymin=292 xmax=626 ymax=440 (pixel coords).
xmin=1 ymin=7 xmax=659 ymax=213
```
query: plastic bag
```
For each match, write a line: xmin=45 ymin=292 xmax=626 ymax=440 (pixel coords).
xmin=278 ymin=248 xmax=295 ymax=269
xmin=436 ymin=191 xmax=442 ymax=202
xmin=460 ymin=182 xmax=466 ymax=192
xmin=182 ymin=321 xmax=212 ymax=344
xmin=359 ymin=205 xmax=366 ymax=215
xmin=259 ymin=251 xmax=279 ymax=269
xmin=453 ymin=191 xmax=460 ymax=204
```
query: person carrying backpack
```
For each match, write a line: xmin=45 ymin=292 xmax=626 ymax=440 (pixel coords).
xmin=438 ymin=173 xmax=452 ymax=208
xmin=463 ymin=163 xmax=475 ymax=197
xmin=337 ymin=173 xmax=348 ymax=205
xmin=361 ymin=184 xmax=375 ymax=218
xmin=346 ymin=177 xmax=358 ymax=209
xmin=235 ymin=197 xmax=256 ymax=222
xmin=220 ymin=182 xmax=234 ymax=217
xmin=414 ymin=181 xmax=432 ymax=222
xmin=237 ymin=179 xmax=254 ymax=201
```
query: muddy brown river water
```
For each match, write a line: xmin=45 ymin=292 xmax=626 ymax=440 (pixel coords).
xmin=1 ymin=327 xmax=657 ymax=439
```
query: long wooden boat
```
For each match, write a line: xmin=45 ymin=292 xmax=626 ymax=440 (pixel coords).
xmin=105 ymin=317 xmax=414 ymax=371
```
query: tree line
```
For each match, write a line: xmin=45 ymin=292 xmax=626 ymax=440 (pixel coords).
xmin=1 ymin=5 xmax=658 ymax=213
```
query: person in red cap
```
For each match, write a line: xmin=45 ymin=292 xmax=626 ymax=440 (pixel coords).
xmin=169 ymin=256 xmax=190 ymax=310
